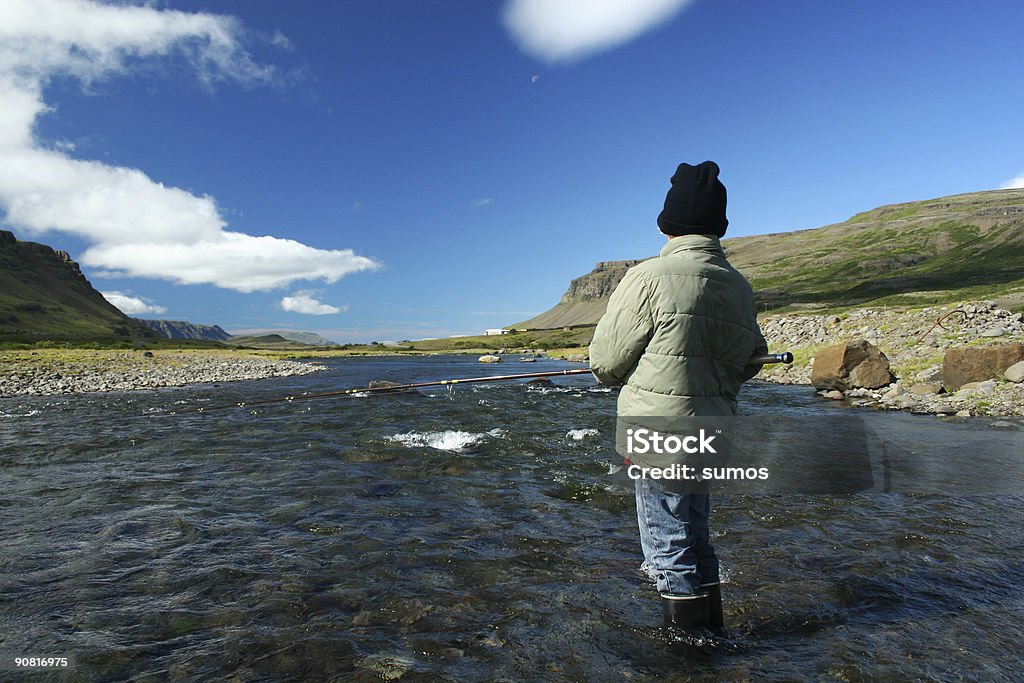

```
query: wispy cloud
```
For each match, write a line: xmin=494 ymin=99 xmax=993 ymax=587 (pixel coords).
xmin=502 ymin=0 xmax=695 ymax=63
xmin=101 ymin=291 xmax=166 ymax=315
xmin=0 ymin=0 xmax=378 ymax=293
xmin=1000 ymin=172 xmax=1024 ymax=189
xmin=471 ymin=197 xmax=494 ymax=208
xmin=280 ymin=292 xmax=345 ymax=315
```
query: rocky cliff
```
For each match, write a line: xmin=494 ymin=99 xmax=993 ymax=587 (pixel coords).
xmin=0 ymin=230 xmax=157 ymax=342
xmin=136 ymin=319 xmax=233 ymax=342
xmin=559 ymin=260 xmax=646 ymax=303
xmin=513 ymin=259 xmax=646 ymax=329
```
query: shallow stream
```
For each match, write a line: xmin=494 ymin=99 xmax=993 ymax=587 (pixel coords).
xmin=1 ymin=355 xmax=1022 ymax=680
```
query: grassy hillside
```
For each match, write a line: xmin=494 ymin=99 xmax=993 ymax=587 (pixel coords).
xmin=0 ymin=230 xmax=158 ymax=343
xmin=513 ymin=300 xmax=612 ymax=330
xmin=728 ymin=189 xmax=1024 ymax=309
xmin=513 ymin=189 xmax=1024 ymax=329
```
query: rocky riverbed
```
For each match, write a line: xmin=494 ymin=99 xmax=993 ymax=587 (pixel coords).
xmin=757 ymin=301 xmax=1024 ymax=417
xmin=0 ymin=350 xmax=325 ymax=397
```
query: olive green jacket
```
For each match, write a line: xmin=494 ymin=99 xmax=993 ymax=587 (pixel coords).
xmin=589 ymin=235 xmax=767 ymax=417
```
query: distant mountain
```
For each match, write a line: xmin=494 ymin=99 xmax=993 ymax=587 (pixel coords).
xmin=0 ymin=230 xmax=157 ymax=342
xmin=136 ymin=319 xmax=232 ymax=342
xmin=228 ymin=334 xmax=322 ymax=350
xmin=513 ymin=189 xmax=1024 ymax=328
xmin=234 ymin=330 xmax=338 ymax=346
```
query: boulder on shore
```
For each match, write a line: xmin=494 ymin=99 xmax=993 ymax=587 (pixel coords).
xmin=1002 ymin=360 xmax=1024 ymax=384
xmin=942 ymin=344 xmax=1024 ymax=391
xmin=956 ymin=380 xmax=997 ymax=395
xmin=810 ymin=340 xmax=895 ymax=391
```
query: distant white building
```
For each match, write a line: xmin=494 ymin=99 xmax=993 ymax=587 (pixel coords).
xmin=484 ymin=328 xmax=511 ymax=336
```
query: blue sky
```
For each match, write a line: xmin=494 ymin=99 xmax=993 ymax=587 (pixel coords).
xmin=2 ymin=0 xmax=1022 ymax=343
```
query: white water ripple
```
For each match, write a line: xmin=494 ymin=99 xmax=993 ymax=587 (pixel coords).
xmin=385 ymin=428 xmax=505 ymax=452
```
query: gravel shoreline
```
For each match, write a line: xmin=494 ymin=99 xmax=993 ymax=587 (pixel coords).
xmin=4 ymin=302 xmax=1024 ymax=419
xmin=757 ymin=300 xmax=1024 ymax=418
xmin=0 ymin=351 xmax=326 ymax=397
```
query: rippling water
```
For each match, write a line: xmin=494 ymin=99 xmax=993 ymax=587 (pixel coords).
xmin=1 ymin=355 xmax=1022 ymax=681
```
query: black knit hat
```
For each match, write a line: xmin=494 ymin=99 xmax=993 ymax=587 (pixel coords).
xmin=657 ymin=161 xmax=728 ymax=237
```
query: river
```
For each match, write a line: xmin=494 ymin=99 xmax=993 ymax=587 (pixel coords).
xmin=1 ymin=355 xmax=1022 ymax=681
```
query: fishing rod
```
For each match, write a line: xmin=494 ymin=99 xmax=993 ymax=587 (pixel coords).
xmin=165 ymin=353 xmax=793 ymax=415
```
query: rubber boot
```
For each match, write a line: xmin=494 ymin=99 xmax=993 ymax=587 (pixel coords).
xmin=661 ymin=593 xmax=709 ymax=629
xmin=702 ymin=582 xmax=723 ymax=631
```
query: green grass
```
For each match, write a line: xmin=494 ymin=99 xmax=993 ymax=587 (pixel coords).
xmin=0 ymin=337 xmax=233 ymax=351
xmin=739 ymin=205 xmax=1024 ymax=310
xmin=240 ymin=327 xmax=600 ymax=361
xmin=400 ymin=327 xmax=596 ymax=353
xmin=889 ymin=354 xmax=944 ymax=380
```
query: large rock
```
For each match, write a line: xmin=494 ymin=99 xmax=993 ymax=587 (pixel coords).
xmin=478 ymin=354 xmax=501 ymax=363
xmin=1004 ymin=360 xmax=1024 ymax=383
xmin=810 ymin=340 xmax=895 ymax=390
xmin=956 ymin=380 xmax=996 ymax=395
xmin=942 ymin=344 xmax=1024 ymax=391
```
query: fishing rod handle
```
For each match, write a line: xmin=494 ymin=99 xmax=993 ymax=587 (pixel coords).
xmin=748 ymin=352 xmax=793 ymax=366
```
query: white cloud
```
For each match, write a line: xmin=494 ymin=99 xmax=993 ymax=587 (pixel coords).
xmin=101 ymin=291 xmax=166 ymax=315
xmin=281 ymin=292 xmax=345 ymax=316
xmin=0 ymin=0 xmax=378 ymax=292
xmin=502 ymin=0 xmax=695 ymax=63
xmin=0 ymin=0 xmax=275 ymax=88
xmin=471 ymin=197 xmax=493 ymax=208
xmin=85 ymin=233 xmax=376 ymax=293
xmin=1000 ymin=173 xmax=1024 ymax=189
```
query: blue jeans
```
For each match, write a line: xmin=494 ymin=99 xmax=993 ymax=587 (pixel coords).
xmin=634 ymin=476 xmax=719 ymax=596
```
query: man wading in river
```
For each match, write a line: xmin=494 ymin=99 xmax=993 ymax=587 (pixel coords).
xmin=589 ymin=161 xmax=766 ymax=630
